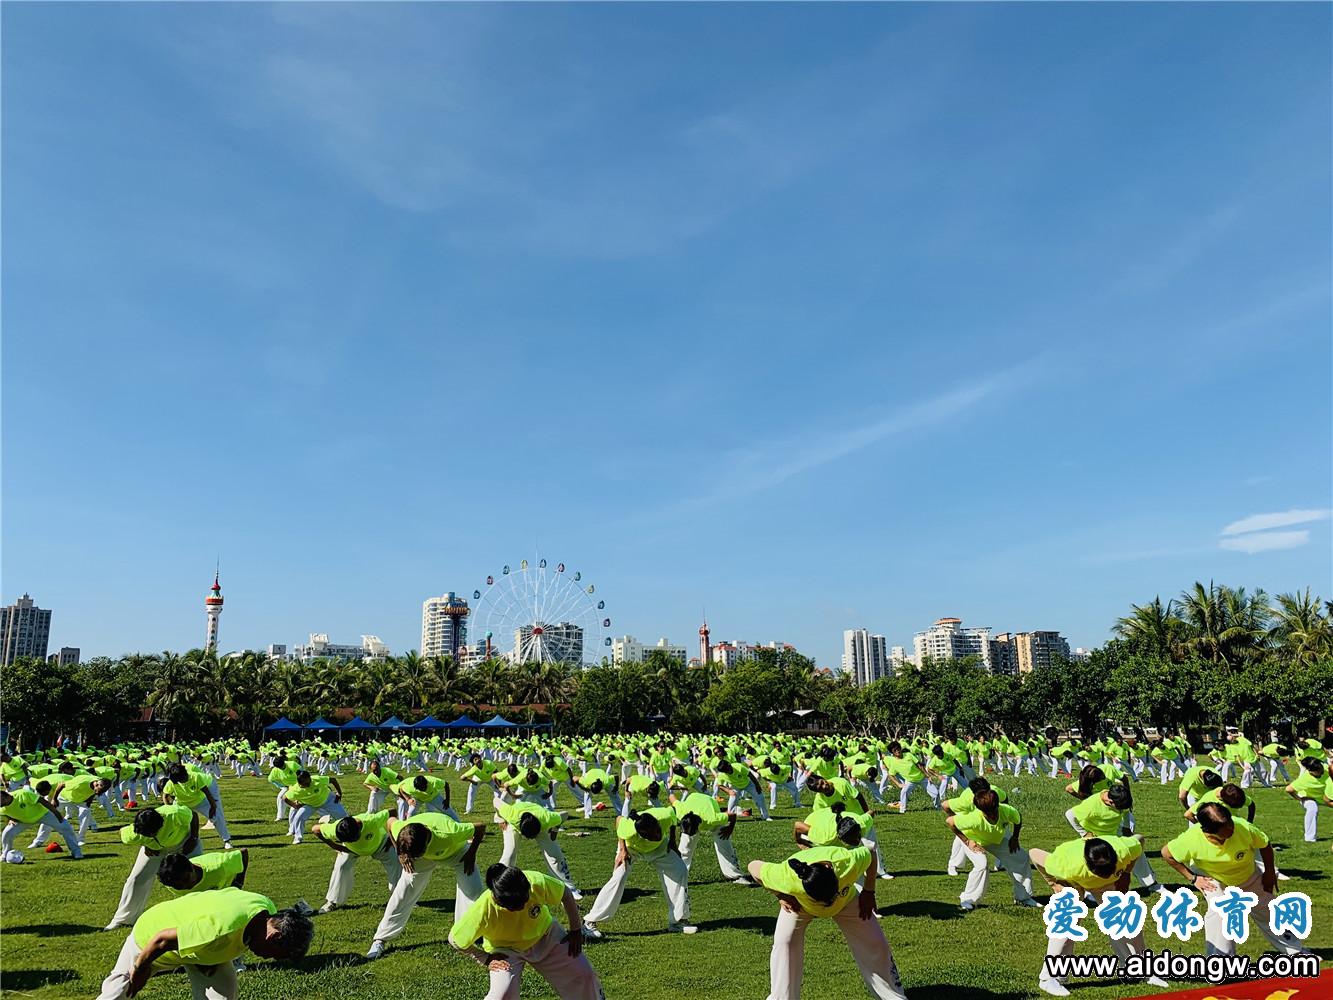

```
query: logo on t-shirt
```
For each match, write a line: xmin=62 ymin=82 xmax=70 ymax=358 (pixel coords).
xmin=1236 ymin=851 xmax=1246 ymax=861
xmin=529 ymin=905 xmax=541 ymax=918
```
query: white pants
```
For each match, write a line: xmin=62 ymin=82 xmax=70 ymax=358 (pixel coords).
xmin=585 ymin=849 xmax=689 ymax=926
xmin=767 ymin=898 xmax=908 ymax=1000
xmin=108 ymin=840 xmax=203 ymax=928
xmin=499 ymin=826 xmax=578 ymax=891
xmin=366 ymin=787 xmax=387 ymax=813
xmin=289 ymin=794 xmax=347 ymax=842
xmin=272 ymin=785 xmax=288 ymax=820
xmin=1203 ymin=870 xmax=1307 ymax=956
xmin=769 ymin=779 xmax=802 ymax=809
xmin=473 ymin=923 xmax=604 ymax=1000
xmin=326 ymin=843 xmax=402 ymax=906
xmin=679 ymin=829 xmax=745 ymax=881
xmin=727 ymin=784 xmax=769 ymax=820
xmin=97 ymin=931 xmax=239 ymax=1000
xmin=1300 ymin=798 xmax=1319 ymax=841
xmin=946 ymin=833 xmax=968 ymax=874
xmin=3 ymin=815 xmax=81 ymax=857
xmin=372 ymin=852 xmax=482 ymax=943
xmin=30 ymin=803 xmax=94 ymax=848
xmin=959 ymin=835 xmax=1034 ymax=905
xmin=184 ymin=799 xmax=232 ymax=844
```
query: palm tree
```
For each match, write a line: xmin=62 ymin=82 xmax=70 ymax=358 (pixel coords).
xmin=1113 ymin=596 xmax=1182 ymax=659
xmin=1270 ymin=589 xmax=1333 ymax=667
xmin=1177 ymin=582 xmax=1270 ymax=667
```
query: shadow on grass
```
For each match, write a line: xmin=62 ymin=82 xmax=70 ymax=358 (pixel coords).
xmin=0 ymin=969 xmax=79 ymax=990
xmin=889 ymin=869 xmax=945 ymax=878
xmin=907 ymin=986 xmax=1031 ymax=1000
xmin=5 ymin=922 xmax=101 ymax=936
xmin=876 ymin=900 xmax=965 ymax=921
xmin=292 ymin=952 xmax=372 ymax=972
xmin=1274 ymin=868 xmax=1326 ymax=880
xmin=679 ymin=915 xmax=772 ymax=934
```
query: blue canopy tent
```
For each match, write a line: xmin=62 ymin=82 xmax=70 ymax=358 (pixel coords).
xmin=480 ymin=714 xmax=519 ymax=728
xmin=412 ymin=715 xmax=448 ymax=729
xmin=445 ymin=714 xmax=481 ymax=729
xmin=264 ymin=717 xmax=301 ymax=732
xmin=305 ymin=718 xmax=337 ymax=732
xmin=341 ymin=716 xmax=375 ymax=731
xmin=379 ymin=716 xmax=408 ymax=731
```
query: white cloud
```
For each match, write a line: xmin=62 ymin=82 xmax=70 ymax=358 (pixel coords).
xmin=1218 ymin=530 xmax=1311 ymax=554
xmin=1220 ymin=509 xmax=1331 ymax=536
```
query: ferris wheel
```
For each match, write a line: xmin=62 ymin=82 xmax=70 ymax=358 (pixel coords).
xmin=470 ymin=559 xmax=611 ymax=666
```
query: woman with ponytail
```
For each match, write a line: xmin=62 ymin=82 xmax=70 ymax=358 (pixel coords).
xmin=449 ymin=863 xmax=604 ymax=999
xmin=582 ymin=807 xmax=696 ymax=938
xmin=746 ymin=844 xmax=908 ymax=1000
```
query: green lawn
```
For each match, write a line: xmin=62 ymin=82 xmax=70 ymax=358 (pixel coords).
xmin=1 ymin=770 xmax=1328 ymax=999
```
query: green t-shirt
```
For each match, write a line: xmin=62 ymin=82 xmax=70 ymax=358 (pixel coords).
xmin=673 ymin=792 xmax=725 ymax=831
xmin=1043 ymin=836 xmax=1142 ymax=891
xmin=363 ymin=766 xmax=398 ymax=791
xmin=758 ymin=846 xmax=871 ymax=917
xmin=122 ymin=805 xmax=194 ymax=851
xmin=616 ymin=807 xmax=676 ymax=855
xmin=1072 ymin=793 xmax=1128 ymax=838
xmin=1178 ymin=765 xmax=1217 ymax=799
xmin=1288 ymin=769 xmax=1325 ymax=799
xmin=448 ymin=870 xmax=565 ymax=953
xmin=400 ymin=813 xmax=473 ymax=862
xmin=397 ymin=775 xmax=446 ymax=802
xmin=318 ymin=810 xmax=391 ymax=857
xmin=57 ymin=773 xmax=101 ymax=803
xmin=805 ymin=809 xmax=871 ymax=847
xmin=497 ymin=800 xmax=562 ymax=835
xmin=173 ymin=850 xmax=245 ymax=894
xmin=286 ymin=776 xmax=331 ymax=806
xmin=133 ymin=888 xmax=275 ymax=968
xmin=954 ymin=803 xmax=1022 ymax=847
xmin=1165 ymin=817 xmax=1269 ymax=886
xmin=2 ymin=787 xmax=47 ymax=824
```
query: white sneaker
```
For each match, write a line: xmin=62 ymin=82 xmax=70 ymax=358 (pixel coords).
xmin=1277 ymin=871 xmax=1291 ymax=881
xmin=1017 ymin=898 xmax=1042 ymax=908
xmin=583 ymin=922 xmax=603 ymax=940
xmin=104 ymin=922 xmax=125 ymax=931
xmin=960 ymin=900 xmax=976 ymax=912
xmin=1039 ymin=979 xmax=1070 ymax=997
xmin=879 ymin=873 xmax=895 ymax=880
xmin=318 ymin=902 xmax=338 ymax=914
xmin=365 ymin=940 xmax=386 ymax=960
xmin=947 ymin=868 xmax=959 ymax=876
xmin=1146 ymin=976 xmax=1169 ymax=988
xmin=223 ymin=841 xmax=233 ymax=850
xmin=668 ymin=923 xmax=699 ymax=934
xmin=571 ymin=889 xmax=584 ymax=901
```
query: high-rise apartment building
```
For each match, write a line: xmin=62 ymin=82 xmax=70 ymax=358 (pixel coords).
xmin=1 ymin=594 xmax=52 ymax=666
xmin=842 ymin=629 xmax=889 ymax=686
xmin=47 ymin=647 xmax=80 ymax=666
xmin=612 ymin=636 xmax=688 ymax=665
xmin=421 ymin=593 xmax=470 ymax=659
xmin=912 ymin=618 xmax=993 ymax=670
xmin=514 ymin=622 xmax=584 ymax=664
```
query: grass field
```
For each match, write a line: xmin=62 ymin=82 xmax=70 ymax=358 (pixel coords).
xmin=1 ymin=768 xmax=1329 ymax=999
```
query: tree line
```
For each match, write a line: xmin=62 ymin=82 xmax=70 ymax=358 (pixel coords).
xmin=2 ymin=581 xmax=1329 ymax=747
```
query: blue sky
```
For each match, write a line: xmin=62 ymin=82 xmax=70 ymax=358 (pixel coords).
xmin=3 ymin=4 xmax=1330 ymax=667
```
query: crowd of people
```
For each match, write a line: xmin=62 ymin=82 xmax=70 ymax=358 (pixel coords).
xmin=2 ymin=728 xmax=1330 ymax=999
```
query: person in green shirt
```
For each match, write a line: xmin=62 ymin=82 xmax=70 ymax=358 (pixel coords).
xmin=161 ymin=764 xmax=233 ymax=850
xmin=945 ymin=789 xmax=1038 ymax=911
xmin=362 ymin=759 xmax=398 ymax=813
xmin=107 ymin=805 xmax=203 ymax=930
xmin=714 ymin=759 xmax=770 ymax=821
xmin=283 ymin=771 xmax=346 ymax=844
xmin=1256 ymin=743 xmax=1292 ymax=787
xmin=449 ymin=863 xmax=602 ymax=1000
xmin=941 ymin=777 xmax=1007 ymax=876
xmin=1284 ymin=758 xmax=1328 ymax=842
xmin=49 ymin=773 xmax=112 ymax=848
xmin=266 ymin=757 xmax=300 ymax=823
xmin=749 ymin=845 xmax=906 ymax=1000
xmin=1175 ymin=759 xmax=1219 ymax=810
xmin=95 ymin=887 xmax=313 ymax=1000
xmin=460 ymin=753 xmax=501 ymax=815
xmin=583 ymin=807 xmax=695 ymax=937
xmin=494 ymin=797 xmax=581 ymax=898
xmin=575 ymin=768 xmax=621 ymax=818
xmin=314 ymin=809 xmax=400 ymax=914
xmin=1030 ymin=837 xmax=1168 ymax=997
xmin=1185 ymin=782 xmax=1255 ymax=825
xmin=366 ymin=811 xmax=486 ymax=959
xmin=672 ymin=790 xmax=749 ymax=885
xmin=157 ymin=849 xmax=249 ymax=894
xmin=0 ymin=785 xmax=81 ymax=860
xmin=1064 ymin=780 xmax=1162 ymax=893
xmin=393 ymin=773 xmax=450 ymax=819
xmin=1160 ymin=803 xmax=1308 ymax=958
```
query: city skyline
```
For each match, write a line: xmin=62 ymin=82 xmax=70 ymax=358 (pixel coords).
xmin=4 ymin=5 xmax=1329 ymax=669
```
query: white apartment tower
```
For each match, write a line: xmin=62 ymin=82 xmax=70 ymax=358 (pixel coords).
xmin=421 ymin=592 xmax=470 ymax=660
xmin=0 ymin=594 xmax=52 ymax=666
xmin=842 ymin=628 xmax=889 ymax=686
xmin=912 ymin=617 xmax=993 ymax=670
